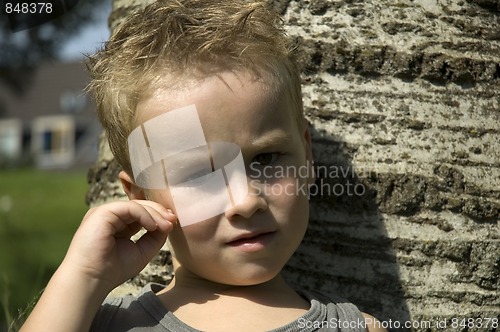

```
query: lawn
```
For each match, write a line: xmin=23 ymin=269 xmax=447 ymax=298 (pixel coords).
xmin=0 ymin=168 xmax=89 ymax=331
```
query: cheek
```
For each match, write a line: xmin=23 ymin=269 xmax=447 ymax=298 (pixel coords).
xmin=267 ymin=176 xmax=309 ymax=215
xmin=182 ymin=218 xmax=220 ymax=242
xmin=147 ymin=190 xmax=174 ymax=207
xmin=168 ymin=217 xmax=220 ymax=253
xmin=167 ymin=218 xmax=222 ymax=272
xmin=268 ymin=177 xmax=309 ymax=249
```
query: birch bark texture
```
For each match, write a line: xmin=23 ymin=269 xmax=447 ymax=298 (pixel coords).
xmin=87 ymin=0 xmax=500 ymax=329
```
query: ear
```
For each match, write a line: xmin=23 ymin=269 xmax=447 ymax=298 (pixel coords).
xmin=119 ymin=170 xmax=147 ymax=200
xmin=302 ymin=118 xmax=313 ymax=162
xmin=302 ymin=119 xmax=315 ymax=185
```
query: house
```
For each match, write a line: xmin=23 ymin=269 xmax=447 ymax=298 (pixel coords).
xmin=0 ymin=61 xmax=101 ymax=169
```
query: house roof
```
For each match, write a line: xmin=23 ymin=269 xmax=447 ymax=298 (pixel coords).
xmin=0 ymin=61 xmax=98 ymax=128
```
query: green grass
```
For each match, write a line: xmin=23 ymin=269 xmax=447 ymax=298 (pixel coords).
xmin=0 ymin=168 xmax=89 ymax=331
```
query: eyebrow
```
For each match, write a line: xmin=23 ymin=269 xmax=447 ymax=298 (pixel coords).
xmin=250 ymin=131 xmax=293 ymax=149
xmin=163 ymin=146 xmax=212 ymax=170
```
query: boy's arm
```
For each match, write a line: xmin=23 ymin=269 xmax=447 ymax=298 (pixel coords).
xmin=20 ymin=264 xmax=109 ymax=332
xmin=20 ymin=200 xmax=175 ymax=332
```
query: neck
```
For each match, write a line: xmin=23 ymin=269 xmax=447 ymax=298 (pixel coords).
xmin=155 ymin=265 xmax=310 ymax=332
xmin=164 ymin=265 xmax=293 ymax=296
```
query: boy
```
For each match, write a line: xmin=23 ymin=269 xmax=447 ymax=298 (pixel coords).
xmin=21 ymin=1 xmax=386 ymax=331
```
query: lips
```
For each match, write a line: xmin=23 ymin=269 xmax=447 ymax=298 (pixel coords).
xmin=226 ymin=231 xmax=276 ymax=251
xmin=227 ymin=231 xmax=272 ymax=244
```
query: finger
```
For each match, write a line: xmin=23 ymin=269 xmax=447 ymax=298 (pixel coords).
xmin=100 ymin=201 xmax=161 ymax=235
xmin=132 ymin=200 xmax=176 ymax=232
xmin=135 ymin=200 xmax=178 ymax=225
xmin=139 ymin=203 xmax=174 ymax=233
xmin=114 ymin=221 xmax=143 ymax=239
xmin=115 ymin=200 xmax=160 ymax=231
xmin=81 ymin=201 xmax=172 ymax=240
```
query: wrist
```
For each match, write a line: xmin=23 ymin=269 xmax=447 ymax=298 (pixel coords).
xmin=54 ymin=260 xmax=115 ymax=300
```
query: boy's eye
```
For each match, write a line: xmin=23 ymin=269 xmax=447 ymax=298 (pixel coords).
xmin=253 ymin=153 xmax=279 ymax=166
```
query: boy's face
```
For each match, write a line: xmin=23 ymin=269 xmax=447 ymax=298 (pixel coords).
xmin=126 ymin=71 xmax=313 ymax=286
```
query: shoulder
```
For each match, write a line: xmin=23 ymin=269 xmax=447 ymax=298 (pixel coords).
xmin=301 ymin=289 xmax=362 ymax=315
xmin=91 ymin=283 xmax=167 ymax=331
xmin=300 ymin=289 xmax=386 ymax=332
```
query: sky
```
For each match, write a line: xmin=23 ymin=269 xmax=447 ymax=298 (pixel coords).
xmin=58 ymin=1 xmax=112 ymax=61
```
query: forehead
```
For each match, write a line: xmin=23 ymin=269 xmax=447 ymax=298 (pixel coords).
xmin=137 ymin=72 xmax=271 ymax=118
xmin=134 ymin=71 xmax=298 ymax=143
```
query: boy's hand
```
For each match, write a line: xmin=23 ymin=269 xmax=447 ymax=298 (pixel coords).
xmin=62 ymin=200 xmax=175 ymax=291
xmin=20 ymin=200 xmax=175 ymax=332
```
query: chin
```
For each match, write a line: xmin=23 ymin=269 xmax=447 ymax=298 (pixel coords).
xmin=217 ymin=264 xmax=284 ymax=287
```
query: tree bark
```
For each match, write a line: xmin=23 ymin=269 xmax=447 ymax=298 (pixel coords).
xmin=87 ymin=0 xmax=500 ymax=329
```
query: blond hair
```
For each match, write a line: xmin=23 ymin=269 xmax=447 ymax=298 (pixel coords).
xmin=87 ymin=0 xmax=302 ymax=177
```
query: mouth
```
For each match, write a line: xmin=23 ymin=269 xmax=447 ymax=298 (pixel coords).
xmin=226 ymin=231 xmax=276 ymax=252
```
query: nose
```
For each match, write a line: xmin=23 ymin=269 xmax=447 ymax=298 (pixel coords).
xmin=225 ymin=180 xmax=267 ymax=220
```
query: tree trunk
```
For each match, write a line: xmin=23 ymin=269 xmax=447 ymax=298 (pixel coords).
xmin=87 ymin=0 xmax=500 ymax=329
